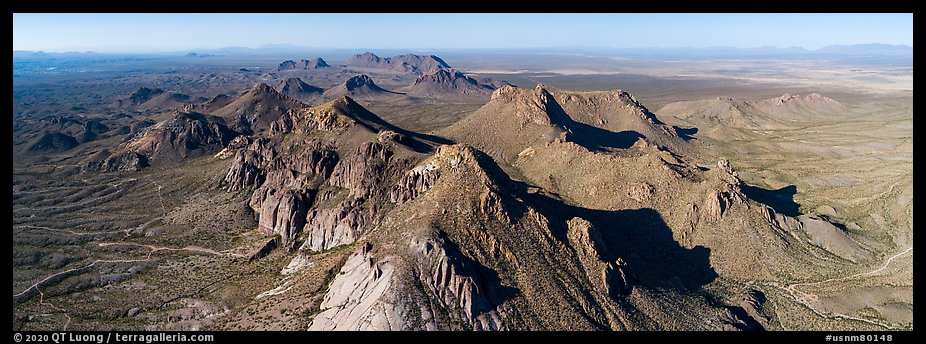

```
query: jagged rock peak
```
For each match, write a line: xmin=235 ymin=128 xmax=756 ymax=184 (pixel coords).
xmin=390 ymin=144 xmax=497 ymax=204
xmin=250 ymin=82 xmax=276 ymax=93
xmin=489 ymin=84 xmax=570 ymax=127
xmin=277 ymin=58 xmax=331 ymax=71
xmin=343 ymin=75 xmax=378 ymax=91
xmin=413 ymin=69 xmax=461 ymax=84
xmin=272 ymin=96 xmax=375 ymax=134
xmin=277 ymin=77 xmax=323 ymax=95
xmin=701 ymin=159 xmax=747 ymax=222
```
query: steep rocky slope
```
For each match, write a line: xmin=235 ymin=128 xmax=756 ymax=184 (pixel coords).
xmin=403 ymin=69 xmax=496 ymax=99
xmin=440 ymin=84 xmax=693 ymax=165
xmin=275 ymin=77 xmax=324 ymax=103
xmin=86 ymin=111 xmax=237 ymax=171
xmin=211 ymin=83 xmax=306 ymax=135
xmin=221 ymin=96 xmax=441 ymax=252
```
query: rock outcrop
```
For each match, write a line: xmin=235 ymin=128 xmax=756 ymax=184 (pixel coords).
xmin=329 ymin=142 xmax=393 ymax=198
xmin=701 ymin=159 xmax=747 ymax=222
xmin=411 ymin=235 xmax=506 ymax=330
xmin=301 ymin=198 xmax=371 ymax=252
xmin=249 ymin=187 xmax=314 ymax=244
xmin=567 ymin=217 xmax=635 ymax=299
xmin=223 ymin=137 xmax=275 ymax=191
xmin=490 ymin=84 xmax=571 ymax=127
xmin=308 ymin=243 xmax=401 ymax=330
xmin=603 ymin=258 xmax=635 ymax=298
xmin=390 ymin=158 xmax=440 ymax=203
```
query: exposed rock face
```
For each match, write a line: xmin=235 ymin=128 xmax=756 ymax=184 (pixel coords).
xmin=627 ymin=182 xmax=655 ymax=202
xmin=479 ymin=187 xmax=509 ymax=224
xmin=490 ymin=84 xmax=570 ymax=127
xmin=760 ymin=206 xmax=802 ymax=233
xmin=301 ymin=198 xmax=371 ymax=252
xmin=224 ymin=149 xmax=266 ymax=191
xmin=389 ymin=144 xmax=507 ymax=204
xmin=567 ymin=217 xmax=609 ymax=259
xmin=390 ymin=161 xmax=439 ymax=203
xmin=412 ymin=236 xmax=505 ymax=330
xmin=308 ymin=243 xmax=402 ymax=330
xmin=329 ymin=142 xmax=393 ymax=198
xmin=224 ymin=138 xmax=337 ymax=194
xmin=377 ymin=130 xmax=408 ymax=145
xmin=701 ymin=159 xmax=747 ymax=222
xmin=271 ymin=143 xmax=339 ymax=180
xmin=281 ymin=252 xmax=314 ymax=275
xmin=345 ymin=52 xmax=450 ymax=74
xmin=214 ymin=135 xmax=249 ymax=159
xmin=740 ymin=289 xmax=769 ymax=329
xmin=249 ymin=187 xmax=314 ymax=244
xmin=567 ymin=217 xmax=635 ymax=299
xmin=223 ymin=137 xmax=275 ymax=191
xmin=233 ymin=140 xmax=339 ymax=245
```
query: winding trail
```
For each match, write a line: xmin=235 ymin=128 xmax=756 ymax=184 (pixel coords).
xmin=150 ymin=178 xmax=168 ymax=214
xmin=37 ymin=289 xmax=71 ymax=331
xmin=767 ymin=246 xmax=912 ymax=330
xmin=15 ymin=224 xmax=131 ymax=237
xmin=13 ymin=242 xmax=246 ymax=300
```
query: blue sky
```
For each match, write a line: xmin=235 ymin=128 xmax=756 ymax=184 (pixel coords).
xmin=12 ymin=13 xmax=913 ymax=53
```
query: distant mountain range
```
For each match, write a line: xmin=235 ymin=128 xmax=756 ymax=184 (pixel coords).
xmin=12 ymin=43 xmax=912 ymax=59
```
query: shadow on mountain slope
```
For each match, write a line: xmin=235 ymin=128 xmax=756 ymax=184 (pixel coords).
xmin=537 ymin=196 xmax=718 ymax=291
xmin=543 ymin=93 xmax=643 ymax=151
xmin=467 ymin=146 xmax=718 ymax=291
xmin=438 ymin=231 xmax=520 ymax=317
xmin=740 ymin=183 xmax=800 ymax=217
xmin=568 ymin=124 xmax=643 ymax=151
xmin=673 ymin=125 xmax=698 ymax=140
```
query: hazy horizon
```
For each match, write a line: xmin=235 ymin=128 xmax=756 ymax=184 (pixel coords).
xmin=13 ymin=13 xmax=913 ymax=53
